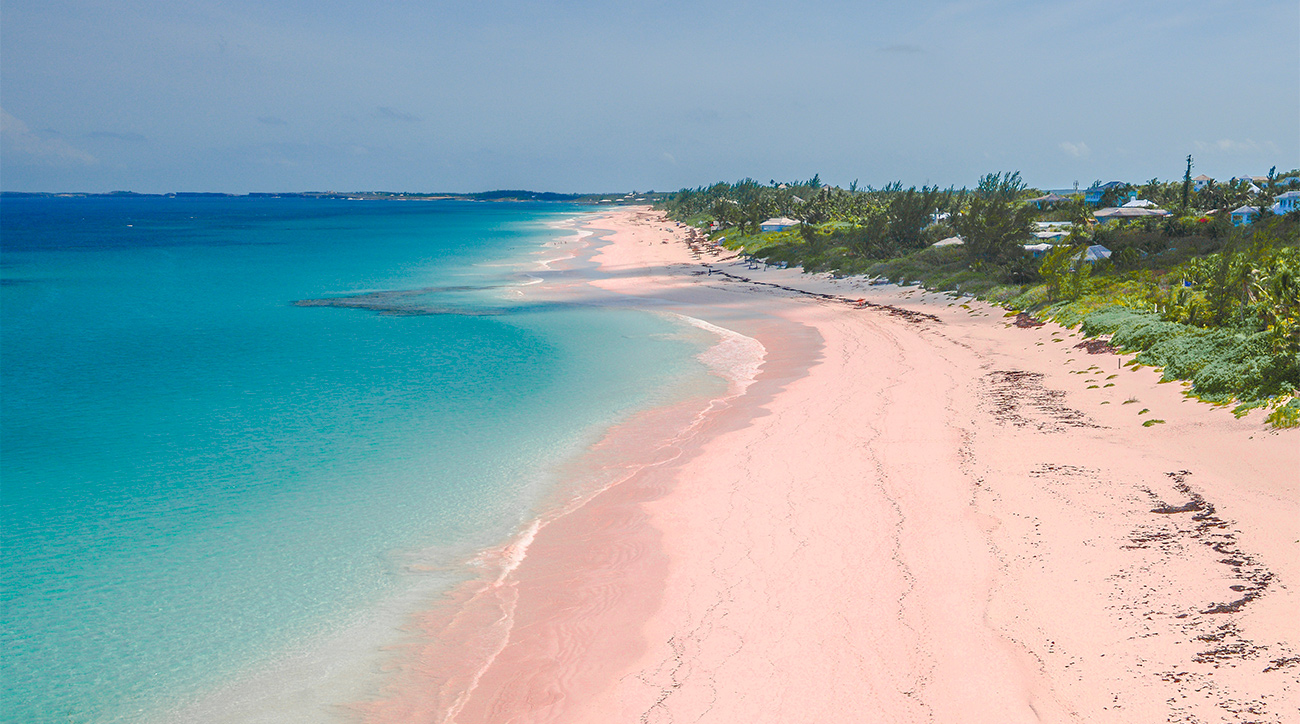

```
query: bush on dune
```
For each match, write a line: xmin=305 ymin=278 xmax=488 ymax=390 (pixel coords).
xmin=1074 ymin=305 xmax=1298 ymax=412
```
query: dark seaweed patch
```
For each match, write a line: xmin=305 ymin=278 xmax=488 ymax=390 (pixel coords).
xmin=701 ymin=268 xmax=942 ymax=325
xmin=1012 ymin=311 xmax=1045 ymax=328
xmin=1073 ymin=338 xmax=1118 ymax=354
xmin=981 ymin=370 xmax=1099 ymax=432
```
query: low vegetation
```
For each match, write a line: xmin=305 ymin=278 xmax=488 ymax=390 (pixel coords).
xmin=661 ymin=166 xmax=1300 ymax=427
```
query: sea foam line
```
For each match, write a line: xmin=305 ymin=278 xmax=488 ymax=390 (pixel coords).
xmin=672 ymin=313 xmax=768 ymax=395
xmin=433 ymin=316 xmax=767 ymax=723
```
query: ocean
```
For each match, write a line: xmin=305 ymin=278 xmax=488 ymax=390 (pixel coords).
xmin=0 ymin=197 xmax=723 ymax=722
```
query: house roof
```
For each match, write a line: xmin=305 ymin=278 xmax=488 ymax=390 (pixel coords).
xmin=932 ymin=236 xmax=965 ymax=246
xmin=1275 ymin=190 xmax=1300 ymax=200
xmin=1088 ymin=181 xmax=1125 ymax=190
xmin=1094 ymin=207 xmax=1170 ymax=219
xmin=1024 ymin=243 xmax=1054 ymax=252
xmin=1083 ymin=245 xmax=1112 ymax=261
xmin=1121 ymin=199 xmax=1157 ymax=208
xmin=760 ymin=217 xmax=800 ymax=226
xmin=1192 ymin=174 xmax=1213 ymax=181
xmin=1230 ymin=206 xmax=1260 ymax=215
xmin=1028 ymin=193 xmax=1070 ymax=203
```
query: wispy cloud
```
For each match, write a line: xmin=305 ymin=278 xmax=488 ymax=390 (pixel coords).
xmin=1059 ymin=141 xmax=1090 ymax=158
xmin=257 ymin=116 xmax=288 ymax=126
xmin=376 ymin=107 xmax=421 ymax=123
xmin=881 ymin=44 xmax=924 ymax=53
xmin=86 ymin=130 xmax=147 ymax=142
xmin=0 ymin=109 xmax=97 ymax=164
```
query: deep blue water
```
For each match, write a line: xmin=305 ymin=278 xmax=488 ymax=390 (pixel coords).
xmin=0 ymin=197 xmax=714 ymax=722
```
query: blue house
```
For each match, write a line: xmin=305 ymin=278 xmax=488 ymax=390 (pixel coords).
xmin=1271 ymin=190 xmax=1300 ymax=214
xmin=1230 ymin=205 xmax=1260 ymax=226
xmin=1083 ymin=181 xmax=1131 ymax=206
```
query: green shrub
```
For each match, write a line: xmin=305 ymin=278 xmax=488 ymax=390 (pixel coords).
xmin=1267 ymin=398 xmax=1300 ymax=428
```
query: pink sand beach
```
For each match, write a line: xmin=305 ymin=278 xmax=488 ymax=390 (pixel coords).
xmin=365 ymin=207 xmax=1299 ymax=723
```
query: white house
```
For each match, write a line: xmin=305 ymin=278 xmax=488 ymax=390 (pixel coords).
xmin=1230 ymin=205 xmax=1260 ymax=226
xmin=759 ymin=217 xmax=801 ymax=232
xmin=1192 ymin=174 xmax=1213 ymax=192
xmin=1271 ymin=190 xmax=1300 ymax=214
xmin=1230 ymin=176 xmax=1263 ymax=193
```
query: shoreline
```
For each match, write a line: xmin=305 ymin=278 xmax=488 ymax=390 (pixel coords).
xmin=353 ymin=209 xmax=822 ymax=722
xmin=375 ymin=207 xmax=1298 ymax=722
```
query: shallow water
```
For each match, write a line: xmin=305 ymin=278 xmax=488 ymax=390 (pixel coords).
xmin=0 ymin=197 xmax=721 ymax=722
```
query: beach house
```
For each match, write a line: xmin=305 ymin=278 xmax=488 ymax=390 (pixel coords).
xmin=1093 ymin=206 xmax=1171 ymax=224
xmin=1030 ymin=221 xmax=1073 ymax=245
xmin=1080 ymin=245 xmax=1112 ymax=263
xmin=1192 ymin=174 xmax=1213 ymax=192
xmin=1083 ymin=181 xmax=1131 ymax=206
xmin=759 ymin=217 xmax=801 ymax=232
xmin=1270 ymin=190 xmax=1300 ymax=215
xmin=1230 ymin=176 xmax=1263 ymax=193
xmin=1230 ymin=206 xmax=1260 ymax=226
xmin=1031 ymin=229 xmax=1069 ymax=244
xmin=1026 ymin=192 xmax=1070 ymax=209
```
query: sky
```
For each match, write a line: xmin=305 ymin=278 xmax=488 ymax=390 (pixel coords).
xmin=2 ymin=0 xmax=1297 ymax=193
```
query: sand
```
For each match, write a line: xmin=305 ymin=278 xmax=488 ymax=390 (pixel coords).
xmin=370 ymin=207 xmax=1299 ymax=723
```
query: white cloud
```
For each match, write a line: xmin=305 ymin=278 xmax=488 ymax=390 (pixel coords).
xmin=0 ymin=109 xmax=97 ymax=165
xmin=1059 ymin=141 xmax=1090 ymax=158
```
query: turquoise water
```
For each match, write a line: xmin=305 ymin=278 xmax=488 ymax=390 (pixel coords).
xmin=0 ymin=197 xmax=716 ymax=722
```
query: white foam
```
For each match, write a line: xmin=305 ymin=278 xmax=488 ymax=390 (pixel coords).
xmin=488 ymin=519 xmax=540 ymax=586
xmin=672 ymin=314 xmax=768 ymax=395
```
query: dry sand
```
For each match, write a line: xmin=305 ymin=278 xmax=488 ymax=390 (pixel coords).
xmin=376 ymin=207 xmax=1299 ymax=723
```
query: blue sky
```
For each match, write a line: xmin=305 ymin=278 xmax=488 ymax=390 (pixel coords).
xmin=2 ymin=0 xmax=1297 ymax=193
